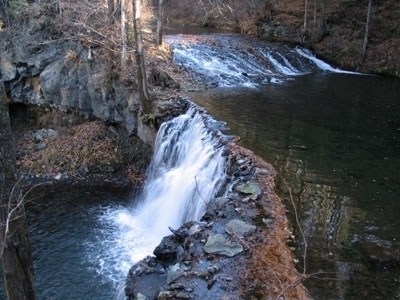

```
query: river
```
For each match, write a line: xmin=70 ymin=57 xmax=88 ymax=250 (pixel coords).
xmin=174 ymin=35 xmax=400 ymax=299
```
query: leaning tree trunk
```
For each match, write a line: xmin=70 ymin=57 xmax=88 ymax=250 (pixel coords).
xmin=156 ymin=0 xmax=164 ymax=45
xmin=363 ymin=0 xmax=372 ymax=61
xmin=0 ymin=83 xmax=36 ymax=300
xmin=133 ymin=0 xmax=151 ymax=111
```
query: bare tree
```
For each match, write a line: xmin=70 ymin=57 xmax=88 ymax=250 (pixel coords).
xmin=304 ymin=0 xmax=309 ymax=32
xmin=363 ymin=0 xmax=372 ymax=60
xmin=121 ymin=0 xmax=128 ymax=70
xmin=320 ymin=0 xmax=327 ymax=34
xmin=132 ymin=0 xmax=151 ymax=108
xmin=156 ymin=0 xmax=164 ymax=45
xmin=0 ymin=83 xmax=36 ymax=299
xmin=313 ymin=0 xmax=317 ymax=32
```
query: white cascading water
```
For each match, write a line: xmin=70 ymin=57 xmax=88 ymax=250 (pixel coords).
xmin=165 ymin=34 xmax=360 ymax=88
xmin=133 ymin=106 xmax=227 ymax=243
xmin=87 ymin=105 xmax=227 ymax=293
xmin=295 ymin=47 xmax=361 ymax=74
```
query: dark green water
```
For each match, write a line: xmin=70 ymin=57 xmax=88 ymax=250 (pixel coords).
xmin=0 ymin=186 xmax=134 ymax=300
xmin=188 ymin=73 xmax=400 ymax=299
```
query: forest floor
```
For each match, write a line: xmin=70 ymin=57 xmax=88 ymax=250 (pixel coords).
xmin=264 ymin=0 xmax=400 ymax=76
xmin=11 ymin=108 xmax=151 ymax=188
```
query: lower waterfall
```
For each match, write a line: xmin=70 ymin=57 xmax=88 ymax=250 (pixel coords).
xmin=131 ymin=105 xmax=228 ymax=249
xmin=91 ymin=105 xmax=228 ymax=295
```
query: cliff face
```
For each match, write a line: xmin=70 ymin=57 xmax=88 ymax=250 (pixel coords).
xmin=164 ymin=0 xmax=400 ymax=77
xmin=0 ymin=12 xmax=140 ymax=135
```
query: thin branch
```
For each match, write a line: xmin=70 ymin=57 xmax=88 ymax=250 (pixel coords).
xmin=79 ymin=23 xmax=121 ymax=47
xmin=227 ymin=229 xmax=301 ymax=275
xmin=284 ymin=179 xmax=308 ymax=275
xmin=1 ymin=180 xmax=50 ymax=258
xmin=275 ymin=272 xmax=317 ymax=300
xmin=194 ymin=176 xmax=209 ymax=205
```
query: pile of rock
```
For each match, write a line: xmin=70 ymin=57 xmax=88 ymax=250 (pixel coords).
xmin=124 ymin=146 xmax=272 ymax=299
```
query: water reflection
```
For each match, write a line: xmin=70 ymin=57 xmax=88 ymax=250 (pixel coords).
xmin=188 ymin=73 xmax=400 ymax=299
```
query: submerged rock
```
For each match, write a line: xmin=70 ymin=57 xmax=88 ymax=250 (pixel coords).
xmin=203 ymin=234 xmax=243 ymax=257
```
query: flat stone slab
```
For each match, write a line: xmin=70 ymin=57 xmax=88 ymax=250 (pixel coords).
xmin=203 ymin=234 xmax=243 ymax=257
xmin=235 ymin=182 xmax=262 ymax=200
xmin=225 ymin=219 xmax=256 ymax=237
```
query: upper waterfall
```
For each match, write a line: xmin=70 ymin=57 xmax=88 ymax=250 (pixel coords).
xmin=165 ymin=34 xmax=359 ymax=88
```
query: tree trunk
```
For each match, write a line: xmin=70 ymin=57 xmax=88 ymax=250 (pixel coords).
xmin=313 ymin=0 xmax=317 ymax=32
xmin=320 ymin=0 xmax=327 ymax=34
xmin=303 ymin=0 xmax=308 ymax=32
xmin=363 ymin=0 xmax=372 ymax=61
xmin=133 ymin=0 xmax=151 ymax=109
xmin=121 ymin=0 xmax=127 ymax=70
xmin=108 ymin=0 xmax=114 ymax=23
xmin=0 ymin=83 xmax=36 ymax=300
xmin=156 ymin=0 xmax=164 ymax=45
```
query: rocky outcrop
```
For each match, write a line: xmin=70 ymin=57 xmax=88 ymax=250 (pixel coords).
xmin=0 ymin=38 xmax=141 ymax=133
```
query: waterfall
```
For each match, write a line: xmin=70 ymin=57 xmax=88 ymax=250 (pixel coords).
xmin=89 ymin=105 xmax=228 ymax=294
xmin=132 ymin=105 xmax=227 ymax=248
xmin=295 ymin=47 xmax=361 ymax=74
xmin=165 ymin=34 xmax=360 ymax=88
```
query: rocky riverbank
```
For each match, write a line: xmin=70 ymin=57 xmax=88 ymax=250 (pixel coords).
xmin=11 ymin=106 xmax=150 ymax=189
xmin=125 ymin=142 xmax=309 ymax=300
